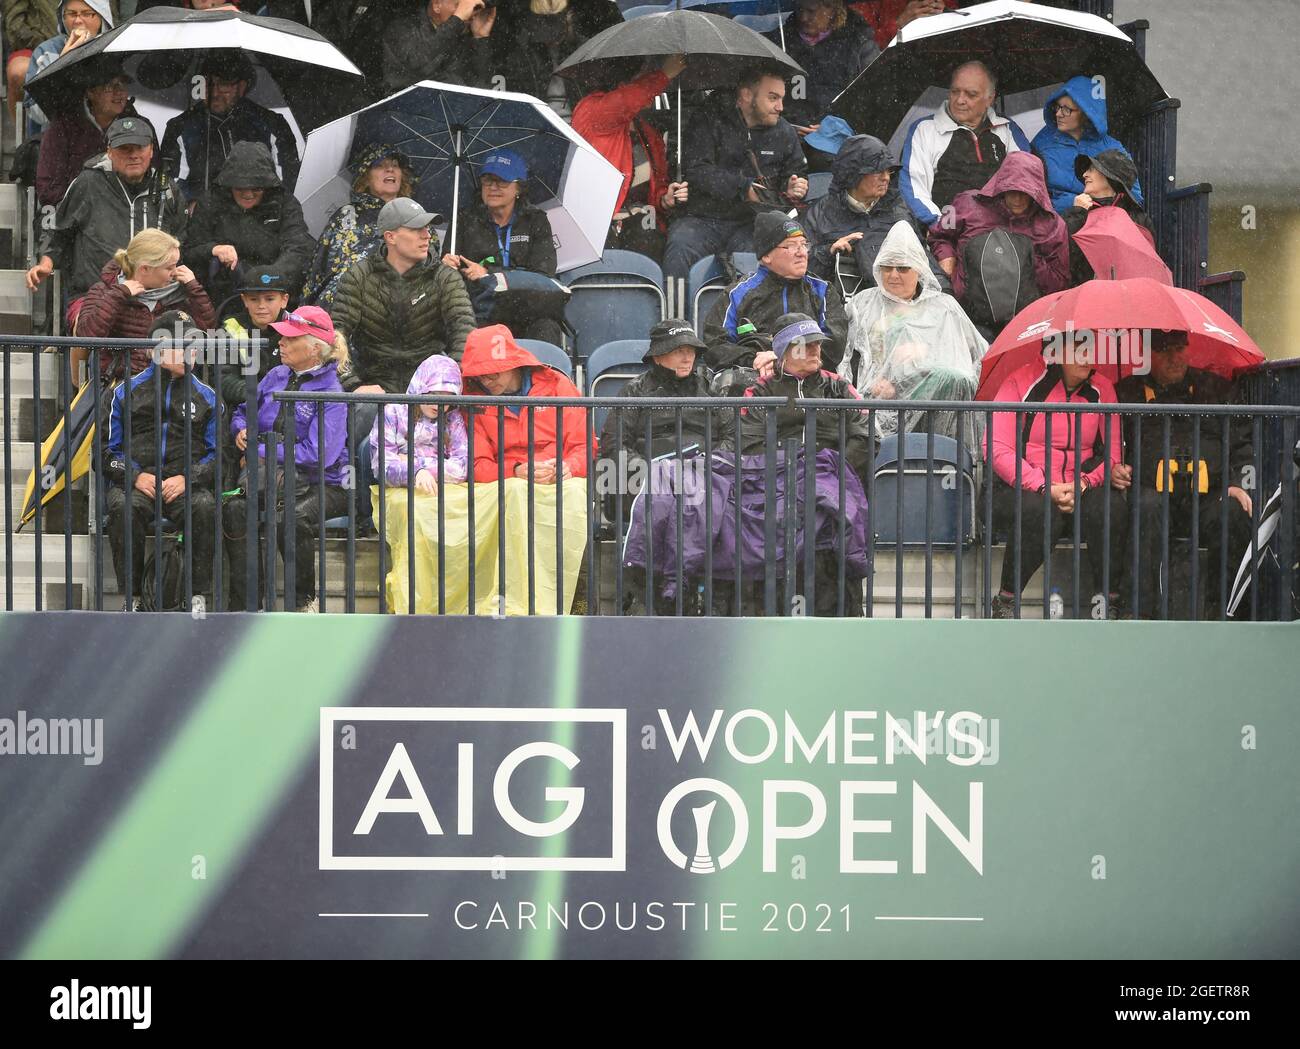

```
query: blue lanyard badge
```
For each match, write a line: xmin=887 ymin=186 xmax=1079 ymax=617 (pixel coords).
xmin=495 ymin=220 xmax=514 ymax=269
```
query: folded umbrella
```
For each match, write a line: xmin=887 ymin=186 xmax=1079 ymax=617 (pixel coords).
xmin=1072 ymin=206 xmax=1172 ymax=285
xmin=17 ymin=379 xmax=101 ymax=533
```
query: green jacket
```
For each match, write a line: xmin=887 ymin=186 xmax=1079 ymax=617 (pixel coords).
xmin=330 ymin=248 xmax=477 ymax=394
xmin=2 ymin=1 xmax=58 ymax=50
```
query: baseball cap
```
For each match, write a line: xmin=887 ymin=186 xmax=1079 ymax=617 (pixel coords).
xmin=236 ymin=266 xmax=293 ymax=293
xmin=270 ymin=306 xmax=336 ymax=343
xmin=107 ymin=116 xmax=152 ymax=148
xmin=378 ymin=197 xmax=442 ymax=233
xmin=479 ymin=149 xmax=528 ymax=183
xmin=772 ymin=312 xmax=825 ymax=358
xmin=646 ymin=319 xmax=707 ymax=362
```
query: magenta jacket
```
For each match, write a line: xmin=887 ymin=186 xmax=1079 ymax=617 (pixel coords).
xmin=927 ymin=151 xmax=1071 ymax=302
xmin=992 ymin=365 xmax=1123 ymax=491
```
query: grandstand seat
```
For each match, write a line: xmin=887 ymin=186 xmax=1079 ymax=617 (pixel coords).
xmin=586 ymin=339 xmax=650 ymax=434
xmin=0 ymin=183 xmax=24 ymax=269
xmin=559 ymin=250 xmax=665 ymax=369
xmin=872 ymin=432 xmax=976 ymax=547
xmin=688 ymin=252 xmax=758 ymax=336
xmin=516 ymin=339 xmax=573 ymax=379
xmin=805 ymin=171 xmax=833 ymax=202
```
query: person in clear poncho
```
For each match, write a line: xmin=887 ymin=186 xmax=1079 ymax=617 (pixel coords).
xmin=840 ymin=220 xmax=988 ymax=452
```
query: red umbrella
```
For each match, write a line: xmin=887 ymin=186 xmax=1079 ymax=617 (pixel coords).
xmin=1073 ymin=207 xmax=1173 ymax=285
xmin=976 ymin=277 xmax=1265 ymax=399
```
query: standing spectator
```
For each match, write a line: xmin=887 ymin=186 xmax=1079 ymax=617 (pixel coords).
xmin=35 ymin=68 xmax=132 ymax=206
xmin=28 ymin=116 xmax=188 ymax=323
xmin=225 ymin=306 xmax=351 ymax=613
xmin=219 ymin=266 xmax=292 ymax=408
xmin=160 ymin=51 xmax=300 ymax=201
xmin=23 ymin=0 xmax=114 ymax=135
xmin=899 ymin=60 xmax=1029 ymax=227
xmin=512 ymin=0 xmax=587 ymax=121
xmin=703 ymin=211 xmax=847 ymax=372
xmin=766 ymin=0 xmax=878 ymax=133
xmin=103 ymin=308 xmax=220 ymax=611
xmin=300 ymin=145 xmax=415 ymax=311
xmin=441 ymin=149 xmax=562 ymax=344
xmin=1064 ymin=149 xmax=1156 ymax=285
xmin=571 ymin=56 xmax=689 ymax=263
xmin=849 ymin=0 xmax=955 ymax=50
xmin=3 ymin=0 xmax=57 ymax=122
xmin=75 ymin=228 xmax=216 ymax=381
xmin=1031 ymin=75 xmax=1144 ymax=216
xmin=182 ymin=140 xmax=316 ymax=316
xmin=663 ymin=66 xmax=809 ymax=282
xmin=989 ymin=340 xmax=1127 ymax=619
xmin=382 ymin=0 xmax=496 ymax=94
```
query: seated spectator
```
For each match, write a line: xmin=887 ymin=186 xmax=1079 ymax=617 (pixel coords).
xmin=738 ymin=312 xmax=872 ymax=616
xmin=104 ymin=308 xmax=220 ymax=610
xmin=75 ymin=228 xmax=216 ymax=382
xmin=842 ymin=220 xmax=986 ymax=449
xmin=989 ymin=339 xmax=1127 ymax=619
xmin=765 ymin=0 xmax=879 ymax=133
xmin=513 ymin=0 xmax=587 ymax=121
xmin=23 ymin=0 xmax=114 ymax=136
xmin=571 ymin=56 xmax=689 ymax=264
xmin=300 ymin=145 xmax=415 ymax=312
xmin=219 ymin=266 xmax=292 ymax=408
xmin=28 ymin=116 xmax=188 ymax=323
xmin=899 ymin=60 xmax=1029 ymax=227
xmin=3 ymin=0 xmax=57 ymax=121
xmin=382 ymin=0 xmax=496 ymax=94
xmin=161 ymin=52 xmax=300 ymax=200
xmin=224 ymin=306 xmax=350 ymax=613
xmin=35 ymin=68 xmax=133 ymax=207
xmin=703 ymin=211 xmax=847 ymax=373
xmin=802 ymin=133 xmax=941 ymax=285
xmin=182 ymin=141 xmax=316 ymax=317
xmin=849 ymin=0 xmax=955 ymax=50
xmin=1114 ymin=330 xmax=1254 ymax=619
xmin=663 ymin=65 xmax=809 ymax=281
xmin=441 ymin=149 xmax=563 ymax=344
xmin=369 ymin=354 xmax=471 ymax=614
xmin=927 ymin=151 xmax=1069 ymax=341
xmin=1031 ymin=76 xmax=1144 ymax=216
xmin=1064 ymin=150 xmax=1157 ymax=285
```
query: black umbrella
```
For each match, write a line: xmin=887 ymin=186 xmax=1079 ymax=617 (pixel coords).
xmin=830 ymin=0 xmax=1166 ymax=142
xmin=555 ymin=10 xmax=804 ymax=175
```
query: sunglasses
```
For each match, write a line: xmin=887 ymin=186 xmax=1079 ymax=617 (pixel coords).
xmin=283 ymin=311 xmax=333 ymax=339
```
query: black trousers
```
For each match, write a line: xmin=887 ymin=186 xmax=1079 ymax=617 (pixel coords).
xmin=994 ymin=480 xmax=1128 ymax=598
xmin=106 ymin=485 xmax=216 ymax=597
xmin=223 ymin=483 xmax=349 ymax=609
xmin=605 ymin=218 xmax=666 ymax=264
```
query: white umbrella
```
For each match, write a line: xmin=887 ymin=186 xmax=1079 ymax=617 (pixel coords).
xmin=297 ymin=80 xmax=624 ymax=274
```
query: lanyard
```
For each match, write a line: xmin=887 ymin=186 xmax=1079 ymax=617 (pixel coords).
xmin=495 ymin=219 xmax=514 ymax=269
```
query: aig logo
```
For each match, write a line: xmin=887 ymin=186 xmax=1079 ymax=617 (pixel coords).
xmin=319 ymin=708 xmax=626 ymax=872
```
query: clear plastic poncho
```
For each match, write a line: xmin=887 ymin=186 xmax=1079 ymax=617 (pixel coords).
xmin=841 ymin=221 xmax=988 ymax=452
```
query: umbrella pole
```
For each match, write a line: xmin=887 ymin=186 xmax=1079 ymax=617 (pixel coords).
xmin=676 ymin=84 xmax=682 ymax=182
xmin=778 ymin=2 xmax=786 ymax=51
xmin=451 ymin=129 xmax=462 ymax=257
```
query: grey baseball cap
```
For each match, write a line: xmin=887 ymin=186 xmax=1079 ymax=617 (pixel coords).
xmin=107 ymin=116 xmax=152 ymax=148
xmin=378 ymin=197 xmax=443 ymax=233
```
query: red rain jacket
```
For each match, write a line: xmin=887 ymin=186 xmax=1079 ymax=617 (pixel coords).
xmin=571 ymin=70 xmax=671 ymax=224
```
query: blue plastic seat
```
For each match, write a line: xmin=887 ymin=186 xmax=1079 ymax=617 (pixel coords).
xmin=872 ymin=432 xmax=976 ymax=547
xmin=688 ymin=252 xmax=758 ymax=336
xmin=805 ymin=171 xmax=833 ymax=202
xmin=586 ymin=339 xmax=651 ymax=435
xmin=559 ymin=250 xmax=665 ymax=368
xmin=516 ymin=339 xmax=573 ymax=379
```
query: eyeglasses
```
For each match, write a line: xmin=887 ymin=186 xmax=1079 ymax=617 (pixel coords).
xmin=775 ymin=241 xmax=809 ymax=254
xmin=1053 ymin=104 xmax=1080 ymax=116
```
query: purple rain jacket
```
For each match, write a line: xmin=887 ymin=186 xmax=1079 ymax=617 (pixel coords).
xmin=369 ymin=353 xmax=469 ymax=486
xmin=230 ymin=359 xmax=349 ymax=486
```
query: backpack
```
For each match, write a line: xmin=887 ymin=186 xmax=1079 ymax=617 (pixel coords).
xmin=140 ymin=532 xmax=187 ymax=612
xmin=960 ymin=228 xmax=1040 ymax=338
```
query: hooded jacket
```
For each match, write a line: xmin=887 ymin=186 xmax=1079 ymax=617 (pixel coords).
xmin=926 ymin=151 xmax=1070 ymax=302
xmin=371 ymin=354 xmax=470 ymax=487
xmin=230 ymin=358 xmax=350 ymax=487
xmin=382 ymin=9 xmax=493 ymax=94
xmin=23 ymin=0 xmax=115 ymax=133
xmin=801 ymin=134 xmax=937 ymax=284
xmin=597 ymin=360 xmax=716 ymax=467
xmin=704 ymin=264 xmax=848 ymax=371
xmin=300 ymin=188 xmax=389 ymax=311
xmin=459 ymin=326 xmax=593 ymax=483
xmin=571 ymin=70 xmax=671 ymax=223
xmin=1030 ymin=76 xmax=1144 ymax=215
xmin=3 ymin=0 xmax=57 ymax=50
xmin=765 ymin=10 xmax=879 ymax=128
xmin=160 ymin=91 xmax=300 ymax=200
xmin=76 ymin=260 xmax=217 ymax=380
xmin=182 ymin=141 xmax=316 ymax=309
xmin=330 ymin=245 xmax=478 ymax=393
xmin=739 ymin=362 xmax=871 ymax=476
xmin=681 ymin=91 xmax=807 ymax=224
xmin=35 ymin=97 xmax=142 ymax=207
xmin=991 ymin=364 xmax=1123 ymax=492
xmin=38 ymin=151 xmax=188 ymax=299
xmin=105 ymin=362 xmax=219 ymax=490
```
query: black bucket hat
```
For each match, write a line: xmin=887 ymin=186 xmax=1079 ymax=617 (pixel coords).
xmin=645 ymin=319 xmax=707 ymax=362
xmin=1075 ymin=149 xmax=1140 ymax=200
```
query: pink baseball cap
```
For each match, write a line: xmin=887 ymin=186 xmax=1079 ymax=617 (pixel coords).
xmin=270 ymin=305 xmax=336 ymax=342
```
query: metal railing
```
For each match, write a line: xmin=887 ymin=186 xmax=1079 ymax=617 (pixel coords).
xmin=5 ymin=338 xmax=1298 ymax=621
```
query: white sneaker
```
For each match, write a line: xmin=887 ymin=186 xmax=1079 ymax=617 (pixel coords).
xmin=296 ymin=596 xmax=319 ymax=614
xmin=123 ymin=598 xmax=142 ymax=612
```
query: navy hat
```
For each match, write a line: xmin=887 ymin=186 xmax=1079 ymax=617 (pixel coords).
xmin=237 ymin=266 xmax=293 ymax=294
xmin=646 ymin=318 xmax=707 ymax=362
xmin=479 ymin=149 xmax=528 ymax=183
xmin=754 ymin=211 xmax=806 ymax=259
xmin=106 ymin=116 xmax=152 ymax=148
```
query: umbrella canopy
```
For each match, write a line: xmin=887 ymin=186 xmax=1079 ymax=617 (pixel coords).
xmin=25 ymin=6 xmax=364 ymax=134
xmin=555 ymin=10 xmax=802 ymax=91
xmin=17 ymin=380 xmax=98 ymax=532
xmin=297 ymin=80 xmax=624 ymax=273
xmin=616 ymin=1 xmax=791 ymax=36
xmin=1072 ymin=206 xmax=1172 ymax=285
xmin=831 ymin=0 xmax=1165 ymax=144
xmin=976 ymin=277 xmax=1266 ymax=399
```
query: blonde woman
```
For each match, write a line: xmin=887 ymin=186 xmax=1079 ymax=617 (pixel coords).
xmin=75 ymin=227 xmax=216 ymax=381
